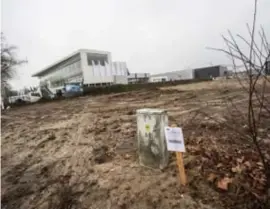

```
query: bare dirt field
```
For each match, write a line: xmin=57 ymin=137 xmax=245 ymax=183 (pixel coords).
xmin=1 ymin=80 xmax=270 ymax=209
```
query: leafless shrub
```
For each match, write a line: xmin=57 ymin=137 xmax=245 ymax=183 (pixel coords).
xmin=205 ymin=0 xmax=270 ymax=204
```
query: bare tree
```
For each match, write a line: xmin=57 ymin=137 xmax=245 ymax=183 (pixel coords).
xmin=1 ymin=33 xmax=27 ymax=106
xmin=206 ymin=0 xmax=270 ymax=203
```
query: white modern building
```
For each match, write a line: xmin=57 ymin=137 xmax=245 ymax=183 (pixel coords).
xmin=128 ymin=73 xmax=150 ymax=84
xmin=149 ymin=69 xmax=194 ymax=82
xmin=149 ymin=65 xmax=229 ymax=82
xmin=149 ymin=76 xmax=169 ymax=83
xmin=32 ymin=49 xmax=129 ymax=94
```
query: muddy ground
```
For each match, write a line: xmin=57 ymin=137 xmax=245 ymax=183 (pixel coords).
xmin=1 ymin=80 xmax=270 ymax=209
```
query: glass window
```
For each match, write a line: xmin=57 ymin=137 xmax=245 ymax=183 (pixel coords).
xmin=70 ymin=64 xmax=73 ymax=72
xmin=31 ymin=92 xmax=41 ymax=97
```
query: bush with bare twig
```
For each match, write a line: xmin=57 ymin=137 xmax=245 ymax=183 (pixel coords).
xmin=204 ymin=0 xmax=270 ymax=206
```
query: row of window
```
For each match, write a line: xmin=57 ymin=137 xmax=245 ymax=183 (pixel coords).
xmin=51 ymin=80 xmax=65 ymax=88
xmin=41 ymin=61 xmax=81 ymax=82
xmin=87 ymin=59 xmax=106 ymax=66
xmin=50 ymin=75 xmax=83 ymax=88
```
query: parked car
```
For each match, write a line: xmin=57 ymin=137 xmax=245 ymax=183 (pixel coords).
xmin=63 ymin=83 xmax=83 ymax=97
xmin=8 ymin=92 xmax=42 ymax=104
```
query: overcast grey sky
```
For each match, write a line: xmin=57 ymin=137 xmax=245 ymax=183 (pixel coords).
xmin=2 ymin=0 xmax=270 ymax=89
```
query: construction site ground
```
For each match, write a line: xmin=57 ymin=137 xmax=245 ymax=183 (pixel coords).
xmin=1 ymin=80 xmax=270 ymax=209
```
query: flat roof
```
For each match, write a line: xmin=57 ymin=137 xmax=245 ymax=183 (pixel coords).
xmin=32 ymin=49 xmax=110 ymax=77
xmin=193 ymin=65 xmax=225 ymax=71
xmin=151 ymin=69 xmax=193 ymax=77
xmin=150 ymin=65 xmax=226 ymax=77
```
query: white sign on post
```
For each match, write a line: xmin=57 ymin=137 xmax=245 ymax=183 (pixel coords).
xmin=164 ymin=126 xmax=186 ymax=152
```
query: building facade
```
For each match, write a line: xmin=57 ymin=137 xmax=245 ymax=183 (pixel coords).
xmin=149 ymin=76 xmax=169 ymax=83
xmin=32 ymin=49 xmax=129 ymax=93
xmin=149 ymin=65 xmax=228 ymax=82
xmin=128 ymin=73 xmax=150 ymax=84
xmin=193 ymin=65 xmax=227 ymax=79
xmin=149 ymin=69 xmax=194 ymax=82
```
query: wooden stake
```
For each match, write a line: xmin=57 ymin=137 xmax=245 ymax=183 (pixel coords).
xmin=176 ymin=152 xmax=187 ymax=185
xmin=172 ymin=124 xmax=187 ymax=186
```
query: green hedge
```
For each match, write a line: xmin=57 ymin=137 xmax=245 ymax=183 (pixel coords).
xmin=5 ymin=79 xmax=211 ymax=109
xmin=83 ymin=78 xmax=211 ymax=95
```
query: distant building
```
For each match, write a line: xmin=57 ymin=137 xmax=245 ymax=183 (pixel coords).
xmin=149 ymin=69 xmax=194 ymax=82
xmin=193 ymin=65 xmax=228 ymax=79
xmin=149 ymin=65 xmax=228 ymax=82
xmin=149 ymin=76 xmax=169 ymax=83
xmin=32 ymin=49 xmax=129 ymax=94
xmin=128 ymin=73 xmax=150 ymax=84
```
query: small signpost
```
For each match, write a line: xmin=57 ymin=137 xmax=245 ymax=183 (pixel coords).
xmin=164 ymin=125 xmax=187 ymax=186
